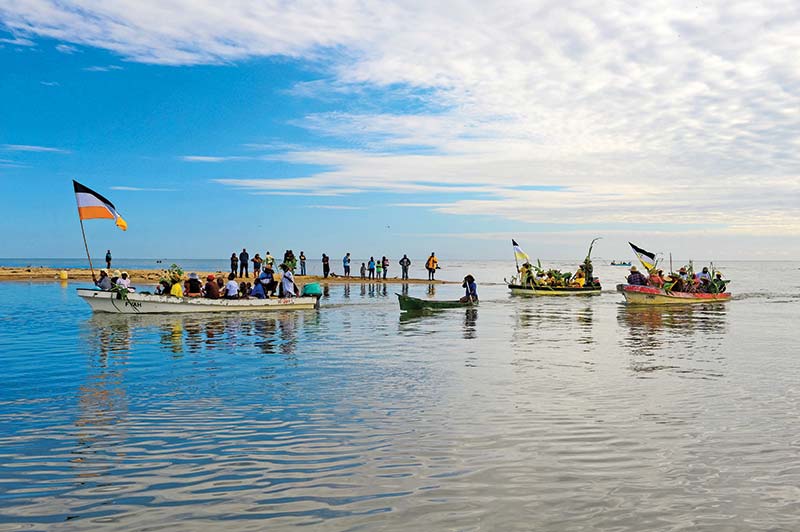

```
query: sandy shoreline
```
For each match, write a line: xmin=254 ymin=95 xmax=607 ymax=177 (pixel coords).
xmin=0 ymin=266 xmax=454 ymax=285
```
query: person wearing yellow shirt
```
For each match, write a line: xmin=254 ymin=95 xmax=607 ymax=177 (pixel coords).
xmin=425 ymin=252 xmax=439 ymax=281
xmin=170 ymin=280 xmax=184 ymax=298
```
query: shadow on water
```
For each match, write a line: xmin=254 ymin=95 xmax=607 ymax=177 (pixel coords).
xmin=617 ymin=304 xmax=728 ymax=378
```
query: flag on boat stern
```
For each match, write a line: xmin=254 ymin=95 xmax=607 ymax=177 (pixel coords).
xmin=73 ymin=180 xmax=127 ymax=231
xmin=512 ymin=239 xmax=529 ymax=262
xmin=629 ymin=242 xmax=656 ymax=271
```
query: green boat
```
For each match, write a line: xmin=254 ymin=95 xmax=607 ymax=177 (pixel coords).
xmin=396 ymin=293 xmax=478 ymax=312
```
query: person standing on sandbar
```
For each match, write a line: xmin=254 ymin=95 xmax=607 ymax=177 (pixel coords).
xmin=239 ymin=248 xmax=249 ymax=278
xmin=426 ymin=252 xmax=438 ymax=281
xmin=105 ymin=250 xmax=112 ymax=269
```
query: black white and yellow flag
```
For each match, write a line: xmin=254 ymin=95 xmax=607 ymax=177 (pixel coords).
xmin=629 ymin=242 xmax=656 ymax=271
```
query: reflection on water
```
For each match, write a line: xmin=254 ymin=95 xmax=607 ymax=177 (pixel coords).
xmin=2 ymin=279 xmax=799 ymax=531
xmin=617 ymin=304 xmax=728 ymax=378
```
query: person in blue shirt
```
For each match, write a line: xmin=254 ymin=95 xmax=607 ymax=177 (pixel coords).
xmin=343 ymin=253 xmax=351 ymax=277
xmin=250 ymin=278 xmax=267 ymax=299
xmin=460 ymin=274 xmax=478 ymax=302
xmin=368 ymin=257 xmax=376 ymax=280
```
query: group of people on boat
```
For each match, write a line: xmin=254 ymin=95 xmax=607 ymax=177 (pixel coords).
xmin=626 ymin=265 xmax=728 ymax=293
xmin=517 ymin=258 xmax=599 ymax=289
xmin=159 ymin=264 xmax=298 ymax=300
xmin=92 ymin=269 xmax=133 ymax=292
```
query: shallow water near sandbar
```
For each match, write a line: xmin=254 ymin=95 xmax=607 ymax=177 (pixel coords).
xmin=1 ymin=261 xmax=799 ymax=531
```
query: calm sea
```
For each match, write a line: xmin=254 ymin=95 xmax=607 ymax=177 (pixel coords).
xmin=1 ymin=260 xmax=799 ymax=531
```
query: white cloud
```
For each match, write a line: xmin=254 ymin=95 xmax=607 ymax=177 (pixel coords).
xmin=0 ymin=36 xmax=34 ymax=46
xmin=305 ymin=204 xmax=366 ymax=210
xmin=82 ymin=65 xmax=123 ymax=72
xmin=110 ymin=186 xmax=177 ymax=192
xmin=181 ymin=155 xmax=248 ymax=163
xmin=2 ymin=144 xmax=70 ymax=153
xmin=39 ymin=80 xmax=59 ymax=86
xmin=55 ymin=43 xmax=78 ymax=53
xmin=2 ymin=0 xmax=799 ymax=239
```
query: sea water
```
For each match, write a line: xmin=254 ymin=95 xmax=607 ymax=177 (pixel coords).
xmin=1 ymin=261 xmax=799 ymax=531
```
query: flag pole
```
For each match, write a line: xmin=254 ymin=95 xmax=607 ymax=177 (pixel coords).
xmin=79 ymin=217 xmax=95 ymax=278
xmin=512 ymin=240 xmax=520 ymax=273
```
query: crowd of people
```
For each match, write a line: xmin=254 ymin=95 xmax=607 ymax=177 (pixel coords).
xmin=224 ymin=249 xmax=441 ymax=281
xmin=626 ymin=265 xmax=728 ymax=293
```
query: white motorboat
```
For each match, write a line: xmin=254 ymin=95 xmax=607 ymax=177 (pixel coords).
xmin=77 ymin=288 xmax=320 ymax=314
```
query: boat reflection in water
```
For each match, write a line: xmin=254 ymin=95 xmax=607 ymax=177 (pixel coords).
xmin=617 ymin=304 xmax=728 ymax=378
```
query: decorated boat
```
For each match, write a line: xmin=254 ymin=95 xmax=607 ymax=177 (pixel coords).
xmin=616 ymin=284 xmax=731 ymax=305
xmin=610 ymin=261 xmax=632 ymax=266
xmin=77 ymin=288 xmax=320 ymax=314
xmin=507 ymin=237 xmax=602 ymax=296
xmin=397 ymin=293 xmax=477 ymax=312
xmin=507 ymin=283 xmax=602 ymax=296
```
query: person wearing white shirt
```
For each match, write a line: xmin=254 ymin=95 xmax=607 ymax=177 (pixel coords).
xmin=279 ymin=264 xmax=296 ymax=298
xmin=116 ymin=271 xmax=131 ymax=290
xmin=224 ymin=273 xmax=240 ymax=299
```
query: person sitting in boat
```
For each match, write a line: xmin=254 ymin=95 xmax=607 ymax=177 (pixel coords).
xmin=678 ymin=267 xmax=689 ymax=281
xmin=155 ymin=279 xmax=170 ymax=295
xmin=170 ymin=278 xmax=184 ymax=298
xmin=460 ymin=274 xmax=478 ymax=302
xmin=648 ymin=269 xmax=665 ymax=287
xmin=279 ymin=263 xmax=297 ymax=297
xmin=583 ymin=259 xmax=594 ymax=286
xmin=116 ymin=271 xmax=132 ymax=291
xmin=93 ymin=269 xmax=113 ymax=290
xmin=250 ymin=277 xmax=267 ymax=299
xmin=223 ymin=273 xmax=239 ymax=299
xmin=204 ymin=274 xmax=220 ymax=299
xmin=519 ymin=262 xmax=533 ymax=286
xmin=697 ymin=267 xmax=711 ymax=282
xmin=259 ymin=266 xmax=278 ymax=297
xmin=570 ymin=267 xmax=586 ymax=287
xmin=185 ymin=273 xmax=203 ymax=297
xmin=627 ymin=266 xmax=648 ymax=286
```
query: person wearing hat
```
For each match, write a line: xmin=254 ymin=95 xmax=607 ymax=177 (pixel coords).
xmin=93 ymin=269 xmax=113 ymax=290
xmin=111 ymin=269 xmax=122 ymax=285
xmin=626 ymin=265 xmax=648 ymax=286
xmin=204 ymin=274 xmax=220 ymax=299
xmin=115 ymin=271 xmax=132 ymax=291
xmin=185 ymin=272 xmax=203 ymax=297
xmin=460 ymin=274 xmax=478 ymax=303
xmin=648 ymin=269 xmax=665 ymax=288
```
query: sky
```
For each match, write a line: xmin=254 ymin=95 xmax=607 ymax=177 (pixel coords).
xmin=0 ymin=0 xmax=798 ymax=261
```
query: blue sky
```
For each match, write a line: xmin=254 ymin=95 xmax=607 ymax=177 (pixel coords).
xmin=1 ymin=1 xmax=798 ymax=261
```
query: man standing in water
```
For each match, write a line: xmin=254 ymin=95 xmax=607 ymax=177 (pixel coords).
xmin=343 ymin=253 xmax=351 ymax=277
xmin=239 ymin=248 xmax=249 ymax=278
xmin=426 ymin=252 xmax=439 ymax=281
xmin=399 ymin=254 xmax=411 ymax=280
xmin=105 ymin=250 xmax=112 ymax=269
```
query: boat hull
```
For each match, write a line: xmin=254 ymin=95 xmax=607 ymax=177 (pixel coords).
xmin=617 ymin=284 xmax=731 ymax=305
xmin=396 ymin=293 xmax=477 ymax=311
xmin=77 ymin=288 xmax=320 ymax=314
xmin=507 ymin=283 xmax=602 ymax=296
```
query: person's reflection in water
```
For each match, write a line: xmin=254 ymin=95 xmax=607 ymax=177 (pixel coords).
xmin=401 ymin=283 xmax=409 ymax=296
xmin=381 ymin=284 xmax=388 ymax=297
xmin=205 ymin=318 xmax=224 ymax=349
xmin=279 ymin=313 xmax=300 ymax=358
xmin=343 ymin=284 xmax=350 ymax=299
xmin=368 ymin=283 xmax=376 ymax=297
xmin=160 ymin=320 xmax=184 ymax=355
xmin=463 ymin=308 xmax=478 ymax=339
xmin=254 ymin=317 xmax=277 ymax=354
xmin=576 ymin=304 xmax=594 ymax=346
xmin=360 ymin=283 xmax=366 ymax=296
xmin=427 ymin=283 xmax=436 ymax=296
xmin=323 ymin=284 xmax=330 ymax=299
xmin=184 ymin=317 xmax=203 ymax=353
